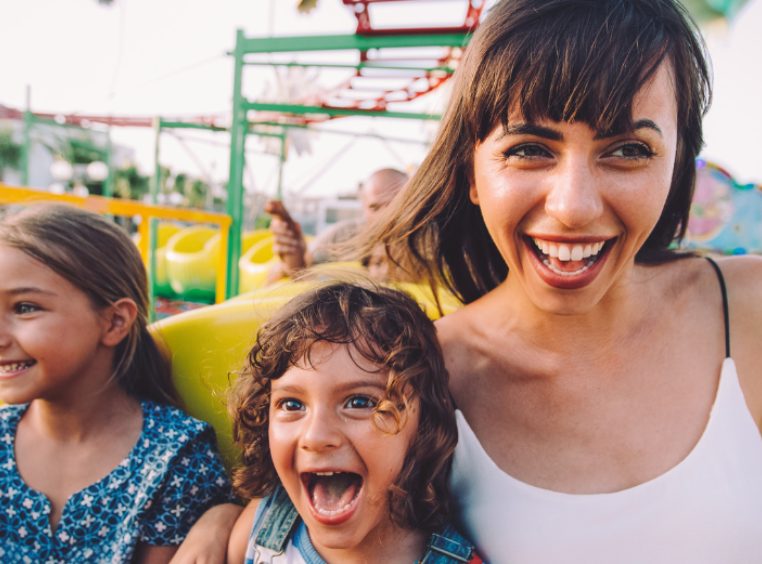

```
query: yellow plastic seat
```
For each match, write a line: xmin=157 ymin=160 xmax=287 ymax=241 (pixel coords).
xmin=238 ymin=237 xmax=276 ymax=294
xmin=165 ymin=226 xmax=219 ymax=302
xmin=154 ymin=223 xmax=183 ymax=297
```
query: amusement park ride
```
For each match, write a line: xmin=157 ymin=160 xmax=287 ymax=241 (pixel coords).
xmin=0 ymin=0 xmax=760 ymax=307
xmin=1 ymin=0 xmax=486 ymax=304
xmin=0 ymin=0 xmax=759 ymax=465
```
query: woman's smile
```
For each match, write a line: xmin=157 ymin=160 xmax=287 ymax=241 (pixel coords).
xmin=470 ymin=62 xmax=678 ymax=311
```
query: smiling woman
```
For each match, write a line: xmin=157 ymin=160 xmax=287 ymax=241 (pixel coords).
xmin=363 ymin=0 xmax=762 ymax=562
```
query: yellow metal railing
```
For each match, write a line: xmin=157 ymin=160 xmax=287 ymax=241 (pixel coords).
xmin=0 ymin=184 xmax=232 ymax=304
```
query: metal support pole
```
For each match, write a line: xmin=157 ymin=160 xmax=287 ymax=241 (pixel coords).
xmin=277 ymin=133 xmax=286 ymax=200
xmin=148 ymin=117 xmax=162 ymax=321
xmin=103 ymin=128 xmax=114 ymax=198
xmin=225 ymin=29 xmax=247 ymax=299
xmin=21 ymin=86 xmax=31 ymax=186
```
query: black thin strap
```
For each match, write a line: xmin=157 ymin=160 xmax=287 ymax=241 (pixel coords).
xmin=705 ymin=257 xmax=730 ymax=358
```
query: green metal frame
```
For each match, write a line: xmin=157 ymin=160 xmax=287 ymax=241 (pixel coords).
xmin=224 ymin=28 xmax=472 ymax=297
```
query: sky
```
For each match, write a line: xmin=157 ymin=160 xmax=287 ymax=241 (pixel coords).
xmin=1 ymin=0 xmax=761 ymax=200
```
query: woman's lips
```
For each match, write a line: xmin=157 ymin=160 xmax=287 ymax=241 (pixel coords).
xmin=525 ymin=236 xmax=615 ymax=290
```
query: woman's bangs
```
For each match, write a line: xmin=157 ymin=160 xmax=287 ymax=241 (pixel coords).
xmin=474 ymin=8 xmax=670 ymax=138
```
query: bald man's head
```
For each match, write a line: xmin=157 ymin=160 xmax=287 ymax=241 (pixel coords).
xmin=360 ymin=168 xmax=408 ymax=221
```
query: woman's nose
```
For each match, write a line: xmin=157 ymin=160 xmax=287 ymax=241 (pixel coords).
xmin=300 ymin=407 xmax=343 ymax=452
xmin=544 ymin=160 xmax=604 ymax=229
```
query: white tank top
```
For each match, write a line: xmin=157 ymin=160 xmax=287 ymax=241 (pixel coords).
xmin=450 ymin=358 xmax=762 ymax=564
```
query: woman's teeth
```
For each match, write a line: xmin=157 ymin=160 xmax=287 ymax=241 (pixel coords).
xmin=532 ymin=238 xmax=605 ymax=262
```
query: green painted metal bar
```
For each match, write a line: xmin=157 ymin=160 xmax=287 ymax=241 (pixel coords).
xmin=21 ymin=87 xmax=31 ymax=186
xmin=238 ymin=32 xmax=469 ymax=54
xmin=225 ymin=29 xmax=247 ymax=298
xmin=243 ymin=60 xmax=454 ymax=74
xmin=159 ymin=120 xmax=228 ymax=133
xmin=243 ymin=101 xmax=441 ymax=121
xmin=103 ymin=129 xmax=114 ymax=198
xmin=148 ymin=117 xmax=162 ymax=322
xmin=277 ymin=134 xmax=286 ymax=200
xmin=251 ymin=120 xmax=432 ymax=146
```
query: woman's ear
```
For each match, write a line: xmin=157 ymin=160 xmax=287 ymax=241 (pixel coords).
xmin=101 ymin=298 xmax=138 ymax=347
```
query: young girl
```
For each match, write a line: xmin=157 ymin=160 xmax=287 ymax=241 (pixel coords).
xmin=227 ymin=282 xmax=482 ymax=563
xmin=0 ymin=204 xmax=233 ymax=562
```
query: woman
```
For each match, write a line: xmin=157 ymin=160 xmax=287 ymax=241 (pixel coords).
xmin=366 ymin=0 xmax=762 ymax=562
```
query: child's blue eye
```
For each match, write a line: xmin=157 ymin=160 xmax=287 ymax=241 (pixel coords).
xmin=344 ymin=395 xmax=378 ymax=410
xmin=279 ymin=398 xmax=304 ymax=412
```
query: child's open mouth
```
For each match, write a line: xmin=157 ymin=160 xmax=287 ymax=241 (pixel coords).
xmin=301 ymin=471 xmax=363 ymax=525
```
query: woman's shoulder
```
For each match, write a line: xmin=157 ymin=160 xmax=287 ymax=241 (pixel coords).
xmin=706 ymin=255 xmax=762 ymax=427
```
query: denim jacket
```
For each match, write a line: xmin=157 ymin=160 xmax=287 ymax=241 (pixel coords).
xmin=244 ymin=486 xmax=484 ymax=563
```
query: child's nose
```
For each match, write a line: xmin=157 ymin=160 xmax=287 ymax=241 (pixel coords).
xmin=300 ymin=408 xmax=343 ymax=451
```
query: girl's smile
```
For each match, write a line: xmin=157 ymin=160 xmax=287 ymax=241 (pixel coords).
xmin=268 ymin=342 xmax=420 ymax=560
xmin=0 ymin=245 xmax=114 ymax=405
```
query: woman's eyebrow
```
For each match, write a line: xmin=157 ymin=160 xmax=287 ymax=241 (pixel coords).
xmin=594 ymin=119 xmax=663 ymax=139
xmin=497 ymin=123 xmax=563 ymax=141
xmin=495 ymin=119 xmax=663 ymax=141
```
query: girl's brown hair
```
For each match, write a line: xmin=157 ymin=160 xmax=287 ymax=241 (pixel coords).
xmin=0 ymin=204 xmax=178 ymax=405
xmin=229 ymin=281 xmax=456 ymax=531
xmin=363 ymin=0 xmax=712 ymax=304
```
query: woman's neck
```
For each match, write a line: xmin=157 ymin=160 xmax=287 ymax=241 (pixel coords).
xmin=488 ymin=263 xmax=662 ymax=347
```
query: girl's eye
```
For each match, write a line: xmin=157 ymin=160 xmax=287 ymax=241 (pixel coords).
xmin=607 ymin=142 xmax=654 ymax=160
xmin=278 ymin=398 xmax=304 ymax=412
xmin=344 ymin=395 xmax=378 ymax=410
xmin=14 ymin=302 xmax=40 ymax=315
xmin=504 ymin=143 xmax=552 ymax=160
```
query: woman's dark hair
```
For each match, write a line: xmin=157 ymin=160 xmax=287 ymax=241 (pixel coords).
xmin=0 ymin=204 xmax=178 ymax=405
xmin=363 ymin=0 xmax=711 ymax=304
xmin=229 ymin=281 xmax=457 ymax=532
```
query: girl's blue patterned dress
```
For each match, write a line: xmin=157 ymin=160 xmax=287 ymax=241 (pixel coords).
xmin=0 ymin=401 xmax=235 ymax=563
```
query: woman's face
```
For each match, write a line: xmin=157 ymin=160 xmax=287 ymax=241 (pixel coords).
xmin=470 ymin=62 xmax=678 ymax=314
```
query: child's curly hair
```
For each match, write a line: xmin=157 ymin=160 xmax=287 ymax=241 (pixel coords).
xmin=229 ymin=281 xmax=457 ymax=532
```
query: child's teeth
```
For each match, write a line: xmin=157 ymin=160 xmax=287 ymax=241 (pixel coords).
xmin=0 ymin=361 xmax=33 ymax=374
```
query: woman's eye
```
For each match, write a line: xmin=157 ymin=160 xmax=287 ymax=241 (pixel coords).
xmin=344 ymin=395 xmax=378 ymax=410
xmin=504 ymin=144 xmax=552 ymax=160
xmin=278 ymin=398 xmax=304 ymax=412
xmin=607 ymin=143 xmax=654 ymax=160
xmin=14 ymin=302 xmax=40 ymax=315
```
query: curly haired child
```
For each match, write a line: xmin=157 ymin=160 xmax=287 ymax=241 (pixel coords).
xmin=227 ymin=281 xmax=483 ymax=563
